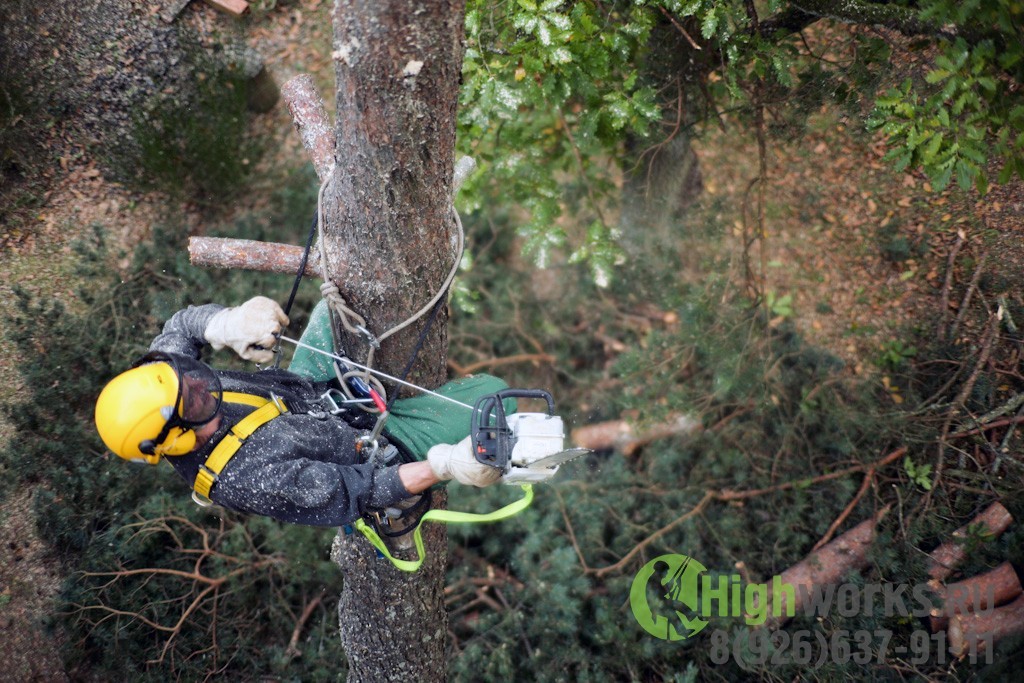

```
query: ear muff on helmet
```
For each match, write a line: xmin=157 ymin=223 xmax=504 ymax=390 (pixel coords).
xmin=94 ymin=352 xmax=222 ymax=464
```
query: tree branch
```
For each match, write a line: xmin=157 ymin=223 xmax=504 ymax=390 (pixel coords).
xmin=926 ymin=501 xmax=1014 ymax=581
xmin=281 ymin=74 xmax=336 ymax=182
xmin=188 ymin=237 xmax=324 ymax=276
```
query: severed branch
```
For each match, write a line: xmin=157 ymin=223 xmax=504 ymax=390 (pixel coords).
xmin=69 ymin=515 xmax=284 ymax=666
xmin=286 ymin=592 xmax=325 ymax=659
xmin=189 ymin=237 xmax=323 ymax=277
xmin=811 ymin=466 xmax=875 ymax=552
xmin=926 ymin=501 xmax=1014 ymax=581
xmin=937 ymin=231 xmax=965 ymax=341
xmin=570 ymin=414 xmax=700 ymax=456
xmin=949 ymin=592 xmax=1024 ymax=658
xmin=589 ymin=447 xmax=907 ymax=578
xmin=929 ymin=561 xmax=1022 ymax=632
xmin=756 ymin=507 xmax=890 ymax=630
xmin=190 ymin=74 xmax=336 ymax=274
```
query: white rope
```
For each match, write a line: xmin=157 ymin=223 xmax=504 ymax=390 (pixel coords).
xmin=312 ymin=164 xmax=468 ymax=411
xmin=314 ymin=173 xmax=464 ymax=349
xmin=280 ymin=335 xmax=475 ymax=411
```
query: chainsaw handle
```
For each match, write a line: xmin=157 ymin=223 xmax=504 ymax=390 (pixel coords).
xmin=489 ymin=388 xmax=555 ymax=415
xmin=471 ymin=389 xmax=555 ymax=469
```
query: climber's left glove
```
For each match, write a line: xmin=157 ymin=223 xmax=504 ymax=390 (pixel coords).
xmin=205 ymin=296 xmax=289 ymax=363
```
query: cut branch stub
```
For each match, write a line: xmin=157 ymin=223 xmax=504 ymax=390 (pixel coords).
xmin=281 ymin=74 xmax=336 ymax=182
xmin=927 ymin=502 xmax=1014 ymax=581
xmin=188 ymin=237 xmax=322 ymax=277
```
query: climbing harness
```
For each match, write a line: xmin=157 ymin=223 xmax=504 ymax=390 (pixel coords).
xmin=191 ymin=391 xmax=289 ymax=507
xmin=352 ymin=388 xmax=590 ymax=572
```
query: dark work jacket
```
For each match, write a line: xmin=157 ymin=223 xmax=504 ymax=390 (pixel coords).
xmin=150 ymin=304 xmax=410 ymax=527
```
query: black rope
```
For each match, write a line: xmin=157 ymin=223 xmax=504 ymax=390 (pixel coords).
xmin=273 ymin=211 xmax=319 ymax=369
xmin=385 ymin=293 xmax=447 ymax=412
xmin=284 ymin=211 xmax=319 ymax=320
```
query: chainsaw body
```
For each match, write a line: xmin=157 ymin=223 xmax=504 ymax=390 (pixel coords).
xmin=472 ymin=389 xmax=589 ymax=484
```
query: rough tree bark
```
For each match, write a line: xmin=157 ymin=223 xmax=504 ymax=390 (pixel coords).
xmin=321 ymin=2 xmax=467 ymax=681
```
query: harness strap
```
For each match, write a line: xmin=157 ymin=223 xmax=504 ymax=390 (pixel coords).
xmin=193 ymin=392 xmax=288 ymax=499
xmin=354 ymin=484 xmax=535 ymax=572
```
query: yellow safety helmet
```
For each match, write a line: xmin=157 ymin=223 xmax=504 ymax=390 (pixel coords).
xmin=95 ymin=352 xmax=223 ymax=464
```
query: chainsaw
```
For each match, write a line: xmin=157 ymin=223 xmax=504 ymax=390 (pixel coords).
xmin=471 ymin=389 xmax=590 ymax=484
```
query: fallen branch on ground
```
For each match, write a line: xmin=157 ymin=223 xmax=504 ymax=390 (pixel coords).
xmin=926 ymin=501 xmax=1014 ymax=581
xmin=929 ymin=562 xmax=1022 ymax=632
xmin=949 ymin=592 xmax=1024 ymax=658
xmin=756 ymin=507 xmax=890 ymax=630
xmin=570 ymin=414 xmax=700 ymax=456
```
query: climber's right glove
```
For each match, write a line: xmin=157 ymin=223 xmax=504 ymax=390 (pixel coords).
xmin=205 ymin=296 xmax=289 ymax=364
xmin=426 ymin=436 xmax=502 ymax=488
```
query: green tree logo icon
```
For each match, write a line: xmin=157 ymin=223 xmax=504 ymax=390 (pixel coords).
xmin=629 ymin=554 xmax=709 ymax=640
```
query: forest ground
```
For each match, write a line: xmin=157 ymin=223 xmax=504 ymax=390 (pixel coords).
xmin=1 ymin=1 xmax=1022 ymax=680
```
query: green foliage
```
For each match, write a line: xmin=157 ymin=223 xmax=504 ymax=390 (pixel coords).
xmin=903 ymin=455 xmax=933 ymax=491
xmin=445 ymin=190 xmax=1024 ymax=677
xmin=876 ymin=339 xmax=917 ymax=370
xmin=458 ymin=1 xmax=1023 ymax=283
xmin=865 ymin=0 xmax=1024 ymax=192
xmin=459 ymin=0 xmax=657 ymax=281
xmin=868 ymin=37 xmax=1022 ymax=193
xmin=64 ymin=502 xmax=345 ymax=682
xmin=765 ymin=290 xmax=794 ymax=318
xmin=446 ymin=233 xmax=931 ymax=678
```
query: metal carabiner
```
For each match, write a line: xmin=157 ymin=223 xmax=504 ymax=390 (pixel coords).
xmin=192 ymin=490 xmax=214 ymax=508
xmin=356 ymin=325 xmax=380 ymax=348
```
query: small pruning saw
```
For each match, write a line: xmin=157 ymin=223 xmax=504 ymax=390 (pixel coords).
xmin=471 ymin=389 xmax=590 ymax=484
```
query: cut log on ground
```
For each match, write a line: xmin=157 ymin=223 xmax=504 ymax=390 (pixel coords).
xmin=948 ymin=591 xmax=1024 ymax=658
xmin=927 ymin=502 xmax=1014 ymax=581
xmin=756 ymin=507 xmax=889 ymax=630
xmin=188 ymin=237 xmax=323 ymax=276
xmin=929 ymin=561 xmax=1023 ymax=631
xmin=571 ymin=414 xmax=699 ymax=456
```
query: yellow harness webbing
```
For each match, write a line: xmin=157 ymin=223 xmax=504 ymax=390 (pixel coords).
xmin=193 ymin=392 xmax=288 ymax=499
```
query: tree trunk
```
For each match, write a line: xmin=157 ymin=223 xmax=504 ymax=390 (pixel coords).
xmin=323 ymin=1 xmax=466 ymax=681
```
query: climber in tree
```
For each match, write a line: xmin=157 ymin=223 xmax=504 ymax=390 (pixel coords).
xmin=94 ymin=296 xmax=504 ymax=527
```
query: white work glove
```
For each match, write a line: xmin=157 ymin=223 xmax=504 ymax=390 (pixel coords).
xmin=427 ymin=436 xmax=503 ymax=487
xmin=204 ymin=296 xmax=289 ymax=364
